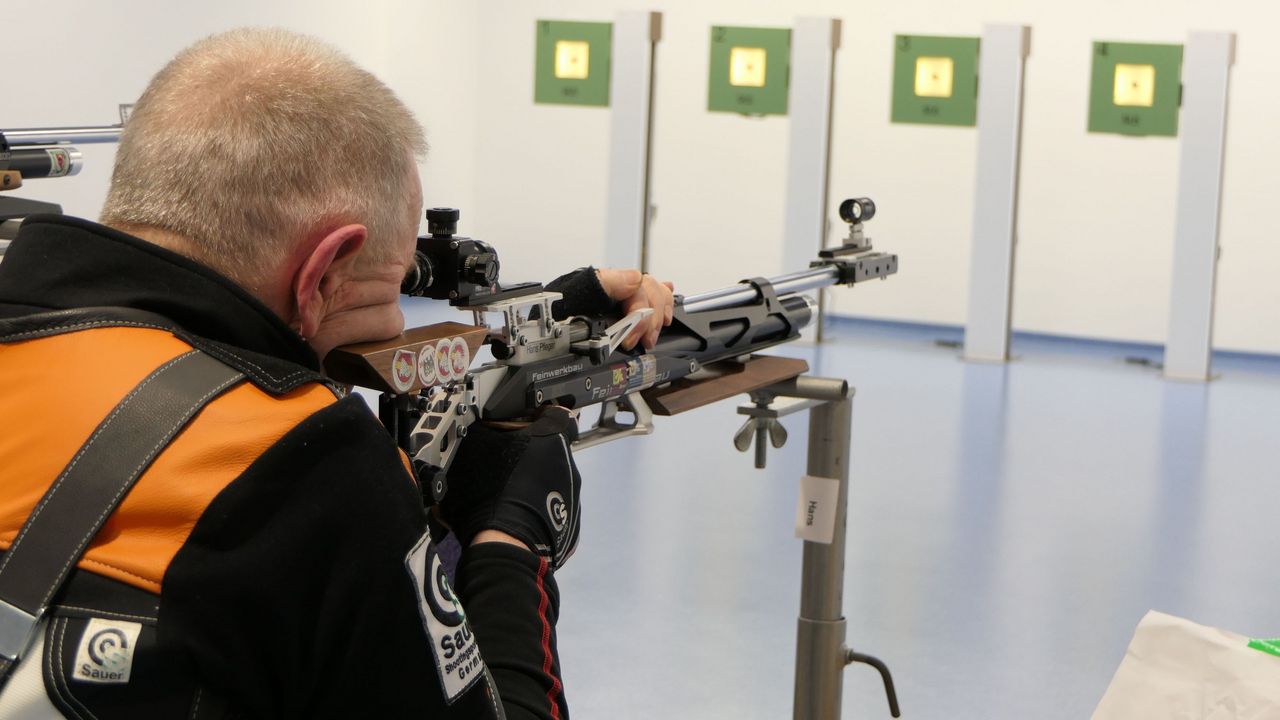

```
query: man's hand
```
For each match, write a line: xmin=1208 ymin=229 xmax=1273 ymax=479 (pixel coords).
xmin=595 ymin=268 xmax=675 ymax=350
xmin=441 ymin=407 xmax=582 ymax=569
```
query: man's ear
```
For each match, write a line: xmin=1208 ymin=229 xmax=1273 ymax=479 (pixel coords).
xmin=293 ymin=224 xmax=367 ymax=340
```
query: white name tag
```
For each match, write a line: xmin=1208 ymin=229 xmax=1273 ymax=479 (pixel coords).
xmin=72 ymin=618 xmax=142 ymax=684
xmin=794 ymin=474 xmax=840 ymax=544
xmin=406 ymin=532 xmax=485 ymax=704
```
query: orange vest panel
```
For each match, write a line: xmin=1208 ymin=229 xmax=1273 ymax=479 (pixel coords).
xmin=0 ymin=326 xmax=335 ymax=593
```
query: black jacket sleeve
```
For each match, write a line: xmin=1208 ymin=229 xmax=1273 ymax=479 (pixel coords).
xmin=456 ymin=544 xmax=567 ymax=720
xmin=159 ymin=395 xmax=563 ymax=719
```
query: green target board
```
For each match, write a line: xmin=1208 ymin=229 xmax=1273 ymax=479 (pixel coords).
xmin=708 ymin=26 xmax=791 ymax=116
xmin=1088 ymin=41 xmax=1183 ymax=137
xmin=891 ymin=35 xmax=980 ymax=127
xmin=535 ymin=20 xmax=612 ymax=107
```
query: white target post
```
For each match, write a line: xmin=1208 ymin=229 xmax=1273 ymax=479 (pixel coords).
xmin=1163 ymin=31 xmax=1236 ymax=382
xmin=604 ymin=11 xmax=662 ymax=272
xmin=963 ymin=24 xmax=1031 ymax=363
xmin=782 ymin=17 xmax=842 ymax=341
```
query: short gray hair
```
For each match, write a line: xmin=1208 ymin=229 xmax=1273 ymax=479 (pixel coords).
xmin=102 ymin=27 xmax=426 ymax=283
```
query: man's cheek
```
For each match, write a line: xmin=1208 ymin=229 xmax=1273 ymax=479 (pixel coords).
xmin=382 ymin=303 xmax=406 ymax=337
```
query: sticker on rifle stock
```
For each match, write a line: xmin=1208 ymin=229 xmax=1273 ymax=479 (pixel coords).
xmin=435 ymin=339 xmax=455 ymax=382
xmin=391 ymin=349 xmax=417 ymax=392
xmin=641 ymin=355 xmax=658 ymax=386
xmin=794 ymin=474 xmax=840 ymax=544
xmin=418 ymin=344 xmax=438 ymax=386
xmin=450 ymin=337 xmax=470 ymax=377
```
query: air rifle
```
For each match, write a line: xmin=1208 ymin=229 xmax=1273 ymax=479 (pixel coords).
xmin=1 ymin=118 xmax=127 ymax=245
xmin=325 ymin=198 xmax=897 ymax=505
xmin=0 ymin=123 xmax=125 ymax=201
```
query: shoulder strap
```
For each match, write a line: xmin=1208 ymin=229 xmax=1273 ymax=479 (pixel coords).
xmin=0 ymin=306 xmax=335 ymax=397
xmin=0 ymin=306 xmax=182 ymax=343
xmin=0 ymin=349 xmax=245 ymax=681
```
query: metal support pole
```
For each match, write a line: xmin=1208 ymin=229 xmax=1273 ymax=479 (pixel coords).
xmin=751 ymin=374 xmax=897 ymax=718
xmin=793 ymin=379 xmax=853 ymax=719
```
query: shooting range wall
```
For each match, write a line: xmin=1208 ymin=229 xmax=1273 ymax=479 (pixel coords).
xmin=7 ymin=0 xmax=1279 ymax=355
xmin=2 ymin=0 xmax=479 ymax=237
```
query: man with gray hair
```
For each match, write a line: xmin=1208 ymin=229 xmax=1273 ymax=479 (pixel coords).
xmin=0 ymin=27 xmax=672 ymax=718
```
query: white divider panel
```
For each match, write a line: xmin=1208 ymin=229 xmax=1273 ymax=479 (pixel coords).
xmin=604 ymin=11 xmax=662 ymax=271
xmin=963 ymin=24 xmax=1031 ymax=363
xmin=782 ymin=17 xmax=841 ymax=341
xmin=1164 ymin=31 xmax=1236 ymax=382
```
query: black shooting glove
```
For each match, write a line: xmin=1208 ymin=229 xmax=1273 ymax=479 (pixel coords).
xmin=442 ymin=407 xmax=582 ymax=569
xmin=546 ymin=266 xmax=617 ymax=320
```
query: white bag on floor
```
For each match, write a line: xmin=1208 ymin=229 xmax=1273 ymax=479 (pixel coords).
xmin=1093 ymin=610 xmax=1280 ymax=719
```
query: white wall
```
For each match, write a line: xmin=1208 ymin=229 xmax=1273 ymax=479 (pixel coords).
xmin=383 ymin=0 xmax=482 ymax=229
xmin=2 ymin=0 xmax=475 ymax=233
xmin=4 ymin=1 xmax=385 ymax=217
xmin=462 ymin=0 xmax=799 ymax=294
xmin=460 ymin=0 xmax=1280 ymax=355
xmin=7 ymin=1 xmax=1278 ymax=354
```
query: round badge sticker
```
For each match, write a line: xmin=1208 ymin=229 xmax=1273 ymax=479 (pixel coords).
xmin=418 ymin=344 xmax=437 ymax=386
xmin=450 ymin=337 xmax=470 ymax=377
xmin=391 ymin=349 xmax=417 ymax=393
xmin=435 ymin=339 xmax=454 ymax=383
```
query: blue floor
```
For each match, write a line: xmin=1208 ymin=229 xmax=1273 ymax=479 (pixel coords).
xmin=395 ymin=302 xmax=1280 ymax=718
xmin=555 ymin=318 xmax=1280 ymax=719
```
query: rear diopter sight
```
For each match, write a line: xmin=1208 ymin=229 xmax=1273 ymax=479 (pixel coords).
xmin=838 ymin=197 xmax=876 ymax=224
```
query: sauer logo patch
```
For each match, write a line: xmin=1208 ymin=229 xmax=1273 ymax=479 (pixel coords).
xmin=405 ymin=532 xmax=485 ymax=703
xmin=546 ymin=491 xmax=568 ymax=533
xmin=72 ymin=619 xmax=143 ymax=684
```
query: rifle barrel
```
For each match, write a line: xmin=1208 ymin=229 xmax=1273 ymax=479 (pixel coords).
xmin=2 ymin=126 xmax=123 ymax=145
xmin=680 ymin=266 xmax=839 ymax=314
